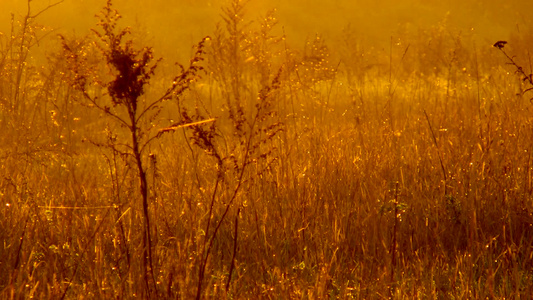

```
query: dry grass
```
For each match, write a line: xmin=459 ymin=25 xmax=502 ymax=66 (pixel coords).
xmin=2 ymin=1 xmax=533 ymax=299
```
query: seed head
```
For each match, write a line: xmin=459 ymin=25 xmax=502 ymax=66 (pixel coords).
xmin=493 ymin=41 xmax=507 ymax=49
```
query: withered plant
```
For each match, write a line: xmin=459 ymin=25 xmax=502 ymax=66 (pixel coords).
xmin=60 ymin=0 xmax=207 ymax=297
xmin=178 ymin=68 xmax=283 ymax=298
xmin=158 ymin=0 xmax=285 ymax=297
xmin=494 ymin=40 xmax=533 ymax=99
xmin=0 ymin=2 xmax=70 ymax=297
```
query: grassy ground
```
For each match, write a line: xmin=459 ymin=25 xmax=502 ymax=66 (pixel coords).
xmin=1 ymin=1 xmax=533 ymax=299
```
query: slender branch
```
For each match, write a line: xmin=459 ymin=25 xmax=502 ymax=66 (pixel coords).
xmin=157 ymin=118 xmax=216 ymax=137
xmin=226 ymin=206 xmax=241 ymax=292
xmin=389 ymin=181 xmax=400 ymax=297
xmin=140 ymin=118 xmax=215 ymax=155
xmin=494 ymin=42 xmax=533 ymax=98
xmin=196 ymin=82 xmax=268 ymax=299
xmin=424 ymin=110 xmax=447 ymax=195
xmin=136 ymin=36 xmax=209 ymax=123
xmin=135 ymin=86 xmax=175 ymax=123
xmin=195 ymin=177 xmax=220 ymax=299
xmin=79 ymin=89 xmax=132 ymax=130
xmin=29 ymin=0 xmax=64 ymax=19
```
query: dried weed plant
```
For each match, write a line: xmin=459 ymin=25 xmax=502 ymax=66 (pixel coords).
xmin=60 ymin=0 xmax=208 ymax=297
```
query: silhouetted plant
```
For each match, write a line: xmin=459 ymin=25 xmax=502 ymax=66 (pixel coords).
xmin=494 ymin=40 xmax=533 ymax=100
xmin=158 ymin=1 xmax=286 ymax=297
xmin=60 ymin=0 xmax=207 ymax=297
xmin=182 ymin=65 xmax=283 ymax=299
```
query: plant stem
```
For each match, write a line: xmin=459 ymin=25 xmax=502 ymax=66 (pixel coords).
xmin=226 ymin=206 xmax=241 ymax=292
xmin=131 ymin=117 xmax=157 ymax=296
xmin=424 ymin=110 xmax=447 ymax=196
xmin=389 ymin=181 xmax=399 ymax=297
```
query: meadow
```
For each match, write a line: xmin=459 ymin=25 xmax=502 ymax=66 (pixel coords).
xmin=1 ymin=1 xmax=533 ymax=299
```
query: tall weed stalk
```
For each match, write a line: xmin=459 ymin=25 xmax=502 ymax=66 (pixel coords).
xmin=61 ymin=1 xmax=207 ymax=297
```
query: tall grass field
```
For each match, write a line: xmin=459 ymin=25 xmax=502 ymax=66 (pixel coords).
xmin=1 ymin=1 xmax=533 ymax=299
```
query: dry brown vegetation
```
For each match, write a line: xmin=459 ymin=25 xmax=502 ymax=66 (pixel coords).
xmin=1 ymin=1 xmax=533 ymax=299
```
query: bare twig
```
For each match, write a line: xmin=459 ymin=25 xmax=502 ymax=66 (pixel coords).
xmin=424 ymin=110 xmax=447 ymax=195
xmin=494 ymin=41 xmax=533 ymax=99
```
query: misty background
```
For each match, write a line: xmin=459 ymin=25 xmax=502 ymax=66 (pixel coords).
xmin=1 ymin=0 xmax=532 ymax=64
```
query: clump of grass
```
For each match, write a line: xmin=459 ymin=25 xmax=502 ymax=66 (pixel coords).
xmin=0 ymin=1 xmax=76 ymax=297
